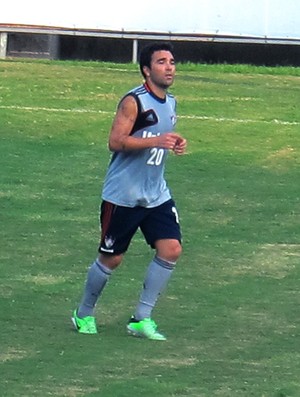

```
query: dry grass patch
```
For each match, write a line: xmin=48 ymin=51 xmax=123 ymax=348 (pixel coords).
xmin=262 ymin=146 xmax=298 ymax=170
xmin=19 ymin=274 xmax=68 ymax=285
xmin=0 ymin=347 xmax=30 ymax=363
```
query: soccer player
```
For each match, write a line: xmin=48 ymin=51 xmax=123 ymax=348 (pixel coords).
xmin=72 ymin=42 xmax=187 ymax=340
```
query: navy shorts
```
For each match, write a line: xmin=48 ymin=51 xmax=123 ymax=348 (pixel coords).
xmin=99 ymin=199 xmax=181 ymax=255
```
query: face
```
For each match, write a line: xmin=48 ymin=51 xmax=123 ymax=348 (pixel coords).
xmin=144 ymin=50 xmax=176 ymax=89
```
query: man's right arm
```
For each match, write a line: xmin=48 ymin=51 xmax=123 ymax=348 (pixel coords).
xmin=108 ymin=95 xmax=180 ymax=152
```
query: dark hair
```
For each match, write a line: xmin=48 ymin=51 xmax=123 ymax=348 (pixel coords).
xmin=139 ymin=42 xmax=175 ymax=78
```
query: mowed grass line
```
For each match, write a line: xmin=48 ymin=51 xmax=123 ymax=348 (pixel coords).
xmin=0 ymin=59 xmax=300 ymax=397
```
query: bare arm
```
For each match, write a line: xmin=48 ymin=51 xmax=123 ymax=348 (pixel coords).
xmin=108 ymin=95 xmax=186 ymax=153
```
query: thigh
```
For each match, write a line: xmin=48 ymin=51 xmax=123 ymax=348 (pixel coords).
xmin=99 ymin=201 xmax=145 ymax=255
xmin=140 ymin=199 xmax=182 ymax=248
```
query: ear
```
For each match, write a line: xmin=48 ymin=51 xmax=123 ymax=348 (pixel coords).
xmin=143 ymin=66 xmax=150 ymax=77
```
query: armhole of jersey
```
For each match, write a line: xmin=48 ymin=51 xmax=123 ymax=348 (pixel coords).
xmin=122 ymin=92 xmax=141 ymax=114
xmin=123 ymin=93 xmax=141 ymax=136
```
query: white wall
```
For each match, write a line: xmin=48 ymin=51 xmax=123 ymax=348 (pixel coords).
xmin=1 ymin=0 xmax=299 ymax=40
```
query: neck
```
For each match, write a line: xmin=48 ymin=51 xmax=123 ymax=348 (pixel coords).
xmin=144 ymin=81 xmax=167 ymax=99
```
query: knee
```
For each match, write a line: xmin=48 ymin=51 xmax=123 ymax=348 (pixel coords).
xmin=172 ymin=241 xmax=182 ymax=261
xmin=99 ymin=253 xmax=123 ymax=270
xmin=156 ymin=239 xmax=182 ymax=263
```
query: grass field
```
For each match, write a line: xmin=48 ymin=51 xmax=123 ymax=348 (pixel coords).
xmin=0 ymin=58 xmax=300 ymax=397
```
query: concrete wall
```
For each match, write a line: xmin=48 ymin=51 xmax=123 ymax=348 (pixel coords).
xmin=5 ymin=34 xmax=299 ymax=66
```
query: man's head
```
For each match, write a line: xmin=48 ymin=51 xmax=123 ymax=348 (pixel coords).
xmin=139 ymin=42 xmax=175 ymax=78
xmin=139 ymin=42 xmax=176 ymax=89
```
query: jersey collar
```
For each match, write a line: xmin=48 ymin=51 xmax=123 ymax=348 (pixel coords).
xmin=144 ymin=83 xmax=166 ymax=103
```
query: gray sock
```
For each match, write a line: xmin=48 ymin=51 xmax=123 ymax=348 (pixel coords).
xmin=134 ymin=256 xmax=175 ymax=321
xmin=77 ymin=259 xmax=112 ymax=318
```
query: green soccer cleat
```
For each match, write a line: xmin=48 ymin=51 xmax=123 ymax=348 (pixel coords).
xmin=71 ymin=309 xmax=98 ymax=334
xmin=126 ymin=317 xmax=166 ymax=341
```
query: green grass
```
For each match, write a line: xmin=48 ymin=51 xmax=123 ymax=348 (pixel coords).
xmin=0 ymin=58 xmax=300 ymax=397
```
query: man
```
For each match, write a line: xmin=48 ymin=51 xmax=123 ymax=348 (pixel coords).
xmin=72 ymin=42 xmax=187 ymax=341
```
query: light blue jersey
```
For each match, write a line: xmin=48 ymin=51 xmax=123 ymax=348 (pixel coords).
xmin=102 ymin=83 xmax=177 ymax=208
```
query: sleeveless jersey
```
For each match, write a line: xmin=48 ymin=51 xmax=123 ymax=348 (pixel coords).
xmin=102 ymin=83 xmax=177 ymax=208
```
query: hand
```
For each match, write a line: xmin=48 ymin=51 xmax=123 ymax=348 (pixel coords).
xmin=156 ymin=133 xmax=187 ymax=154
xmin=173 ymin=136 xmax=187 ymax=155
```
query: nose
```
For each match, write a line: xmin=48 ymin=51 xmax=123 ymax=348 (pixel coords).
xmin=166 ymin=61 xmax=174 ymax=70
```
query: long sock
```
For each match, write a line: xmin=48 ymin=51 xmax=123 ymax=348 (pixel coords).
xmin=77 ymin=259 xmax=112 ymax=318
xmin=134 ymin=256 xmax=175 ymax=321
